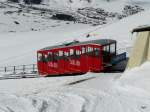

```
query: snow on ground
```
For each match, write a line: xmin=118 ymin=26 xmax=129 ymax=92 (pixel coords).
xmin=0 ymin=0 xmax=150 ymax=112
xmin=85 ymin=9 xmax=150 ymax=54
xmin=0 ymin=3 xmax=73 ymax=33
xmin=119 ymin=62 xmax=150 ymax=93
xmin=25 ymin=0 xmax=150 ymax=12
xmin=0 ymin=23 xmax=92 ymax=66
xmin=0 ymin=71 xmax=150 ymax=112
xmin=1 ymin=7 xmax=150 ymax=66
xmin=42 ymin=0 xmax=127 ymax=12
xmin=126 ymin=0 xmax=150 ymax=10
xmin=0 ymin=0 xmax=146 ymax=32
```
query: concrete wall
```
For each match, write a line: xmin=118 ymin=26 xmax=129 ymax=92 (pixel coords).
xmin=127 ymin=31 xmax=150 ymax=69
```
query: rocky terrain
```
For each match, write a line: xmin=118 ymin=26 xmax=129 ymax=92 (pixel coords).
xmin=0 ymin=1 xmax=144 ymax=33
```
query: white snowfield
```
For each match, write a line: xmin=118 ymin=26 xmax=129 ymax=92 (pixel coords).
xmin=89 ymin=8 xmax=150 ymax=52
xmin=0 ymin=67 xmax=150 ymax=112
xmin=3 ymin=0 xmax=150 ymax=11
xmin=1 ymin=8 xmax=150 ymax=66
xmin=0 ymin=0 xmax=150 ymax=112
xmin=41 ymin=0 xmax=127 ymax=12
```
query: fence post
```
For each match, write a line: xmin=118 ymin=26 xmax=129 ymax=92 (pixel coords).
xmin=33 ymin=64 xmax=35 ymax=73
xmin=13 ymin=66 xmax=16 ymax=74
xmin=1 ymin=64 xmax=37 ymax=75
xmin=23 ymin=65 xmax=25 ymax=74
xmin=5 ymin=67 xmax=6 ymax=72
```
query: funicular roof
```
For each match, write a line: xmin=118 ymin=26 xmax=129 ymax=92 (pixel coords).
xmin=132 ymin=25 xmax=150 ymax=33
xmin=41 ymin=39 xmax=116 ymax=51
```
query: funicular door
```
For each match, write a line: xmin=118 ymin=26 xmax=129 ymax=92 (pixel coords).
xmin=92 ymin=45 xmax=103 ymax=72
xmin=68 ymin=46 xmax=82 ymax=74
xmin=37 ymin=51 xmax=44 ymax=75
xmin=102 ymin=45 xmax=109 ymax=64
xmin=86 ymin=45 xmax=102 ymax=72
xmin=57 ymin=49 xmax=65 ymax=75
xmin=47 ymin=50 xmax=59 ymax=75
xmin=80 ymin=45 xmax=88 ymax=73
xmin=86 ymin=45 xmax=93 ymax=72
xmin=102 ymin=42 xmax=117 ymax=69
xmin=37 ymin=51 xmax=48 ymax=76
xmin=63 ymin=49 xmax=71 ymax=74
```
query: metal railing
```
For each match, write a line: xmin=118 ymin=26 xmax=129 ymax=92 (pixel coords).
xmin=117 ymin=46 xmax=133 ymax=55
xmin=0 ymin=64 xmax=37 ymax=75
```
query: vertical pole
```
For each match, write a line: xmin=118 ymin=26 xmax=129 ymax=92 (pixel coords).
xmin=33 ymin=64 xmax=35 ymax=73
xmin=115 ymin=42 xmax=117 ymax=55
xmin=109 ymin=44 xmax=110 ymax=54
xmin=14 ymin=66 xmax=16 ymax=74
xmin=23 ymin=65 xmax=25 ymax=74
xmin=5 ymin=67 xmax=6 ymax=72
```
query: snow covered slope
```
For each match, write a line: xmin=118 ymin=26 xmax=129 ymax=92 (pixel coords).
xmin=87 ymin=9 xmax=150 ymax=54
xmin=41 ymin=0 xmax=127 ymax=12
xmin=24 ymin=0 xmax=150 ymax=11
xmin=119 ymin=62 xmax=150 ymax=93
xmin=0 ymin=23 xmax=92 ymax=66
xmin=0 ymin=0 xmax=149 ymax=112
xmin=0 ymin=0 xmax=145 ymax=31
xmin=0 ymin=3 xmax=149 ymax=66
xmin=0 ymin=70 xmax=149 ymax=112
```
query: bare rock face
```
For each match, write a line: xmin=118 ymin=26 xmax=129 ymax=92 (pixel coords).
xmin=122 ymin=5 xmax=144 ymax=16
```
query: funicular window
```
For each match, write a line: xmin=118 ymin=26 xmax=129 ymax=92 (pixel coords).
xmin=45 ymin=54 xmax=48 ymax=61
xmin=58 ymin=50 xmax=64 ymax=60
xmin=87 ymin=47 xmax=93 ymax=52
xmin=70 ymin=49 xmax=74 ymax=56
xmin=76 ymin=50 xmax=81 ymax=55
xmin=72 ymin=49 xmax=81 ymax=59
xmin=47 ymin=52 xmax=53 ymax=61
xmin=87 ymin=46 xmax=93 ymax=56
xmin=39 ymin=54 xmax=47 ymax=63
xmin=103 ymin=45 xmax=109 ymax=52
xmin=38 ymin=53 xmax=42 ymax=62
xmin=94 ymin=48 xmax=100 ymax=56
xmin=81 ymin=47 xmax=86 ymax=54
xmin=64 ymin=51 xmax=69 ymax=61
xmin=59 ymin=50 xmax=63 ymax=57
xmin=53 ymin=52 xmax=59 ymax=61
xmin=102 ymin=45 xmax=111 ymax=63
xmin=110 ymin=43 xmax=116 ymax=54
xmin=64 ymin=51 xmax=69 ymax=56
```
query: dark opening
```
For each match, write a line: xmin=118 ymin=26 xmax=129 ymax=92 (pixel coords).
xmin=51 ymin=14 xmax=76 ymax=21
xmin=24 ymin=0 xmax=42 ymax=4
xmin=8 ymin=0 xmax=19 ymax=3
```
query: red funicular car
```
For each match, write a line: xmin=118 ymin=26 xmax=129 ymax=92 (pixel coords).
xmin=37 ymin=39 xmax=126 ymax=76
